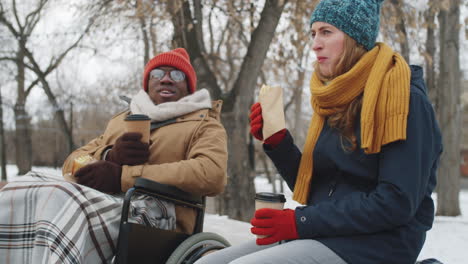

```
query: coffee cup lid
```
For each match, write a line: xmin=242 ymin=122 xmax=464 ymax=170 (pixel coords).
xmin=125 ymin=114 xmax=151 ymax=121
xmin=255 ymin=192 xmax=286 ymax=203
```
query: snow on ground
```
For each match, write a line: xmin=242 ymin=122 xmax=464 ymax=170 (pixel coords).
xmin=2 ymin=165 xmax=468 ymax=263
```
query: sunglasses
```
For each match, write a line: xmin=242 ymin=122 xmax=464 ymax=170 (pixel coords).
xmin=149 ymin=69 xmax=186 ymax=82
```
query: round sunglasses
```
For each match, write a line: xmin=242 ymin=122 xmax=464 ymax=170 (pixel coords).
xmin=149 ymin=69 xmax=186 ymax=82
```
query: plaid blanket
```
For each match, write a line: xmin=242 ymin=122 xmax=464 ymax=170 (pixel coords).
xmin=0 ymin=171 xmax=176 ymax=264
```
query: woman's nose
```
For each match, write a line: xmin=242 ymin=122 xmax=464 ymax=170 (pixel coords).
xmin=312 ymin=37 xmax=322 ymax=51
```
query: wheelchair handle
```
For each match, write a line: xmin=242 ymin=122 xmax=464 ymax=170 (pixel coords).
xmin=134 ymin=178 xmax=203 ymax=205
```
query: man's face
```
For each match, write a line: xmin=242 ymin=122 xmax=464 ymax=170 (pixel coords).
xmin=147 ymin=66 xmax=190 ymax=105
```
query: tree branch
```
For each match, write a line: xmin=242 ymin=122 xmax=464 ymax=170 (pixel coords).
xmin=225 ymin=0 xmax=288 ymax=111
xmin=12 ymin=0 xmax=24 ymax=34
xmin=24 ymin=0 xmax=49 ymax=37
xmin=25 ymin=77 xmax=40 ymax=98
xmin=0 ymin=5 xmax=19 ymax=37
xmin=193 ymin=0 xmax=206 ymax=54
xmin=170 ymin=0 xmax=222 ymax=99
xmin=0 ymin=56 xmax=15 ymax=62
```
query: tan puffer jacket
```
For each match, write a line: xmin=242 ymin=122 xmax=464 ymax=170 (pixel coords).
xmin=62 ymin=101 xmax=228 ymax=234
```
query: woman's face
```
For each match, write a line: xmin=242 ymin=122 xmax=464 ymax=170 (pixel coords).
xmin=310 ymin=22 xmax=346 ymax=78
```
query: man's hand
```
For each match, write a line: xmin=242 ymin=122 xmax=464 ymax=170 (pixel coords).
xmin=75 ymin=160 xmax=122 ymax=193
xmin=106 ymin=132 xmax=150 ymax=165
xmin=249 ymin=103 xmax=287 ymax=147
xmin=250 ymin=208 xmax=299 ymax=245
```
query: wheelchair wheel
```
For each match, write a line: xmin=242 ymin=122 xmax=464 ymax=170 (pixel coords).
xmin=165 ymin=232 xmax=231 ymax=264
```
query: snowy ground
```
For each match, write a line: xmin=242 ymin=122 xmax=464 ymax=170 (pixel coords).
xmin=3 ymin=165 xmax=468 ymax=263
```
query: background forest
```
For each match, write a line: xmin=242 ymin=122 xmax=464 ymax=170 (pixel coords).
xmin=0 ymin=0 xmax=467 ymax=222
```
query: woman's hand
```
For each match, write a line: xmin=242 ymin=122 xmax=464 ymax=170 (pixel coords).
xmin=250 ymin=208 xmax=299 ymax=245
xmin=249 ymin=102 xmax=287 ymax=147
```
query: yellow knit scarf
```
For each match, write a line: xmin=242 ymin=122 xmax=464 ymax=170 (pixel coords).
xmin=293 ymin=43 xmax=411 ymax=204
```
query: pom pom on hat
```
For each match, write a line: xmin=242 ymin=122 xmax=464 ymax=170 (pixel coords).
xmin=310 ymin=0 xmax=385 ymax=50
xmin=142 ymin=48 xmax=197 ymax=93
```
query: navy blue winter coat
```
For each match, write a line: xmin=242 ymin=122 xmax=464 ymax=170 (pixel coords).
xmin=264 ymin=66 xmax=443 ymax=264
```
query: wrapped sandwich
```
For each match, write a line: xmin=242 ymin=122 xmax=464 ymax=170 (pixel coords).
xmin=63 ymin=155 xmax=97 ymax=182
xmin=258 ymin=84 xmax=286 ymax=140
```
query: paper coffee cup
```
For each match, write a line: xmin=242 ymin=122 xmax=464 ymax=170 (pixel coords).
xmin=124 ymin=114 xmax=151 ymax=143
xmin=254 ymin=192 xmax=286 ymax=238
xmin=255 ymin=192 xmax=286 ymax=210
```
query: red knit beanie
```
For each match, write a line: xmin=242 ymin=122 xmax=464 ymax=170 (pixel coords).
xmin=142 ymin=48 xmax=197 ymax=93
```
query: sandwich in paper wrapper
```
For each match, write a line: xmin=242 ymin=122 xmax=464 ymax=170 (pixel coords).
xmin=258 ymin=84 xmax=286 ymax=140
xmin=63 ymin=154 xmax=97 ymax=182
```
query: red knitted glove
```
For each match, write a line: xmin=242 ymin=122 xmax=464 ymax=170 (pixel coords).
xmin=107 ymin=132 xmax=150 ymax=165
xmin=249 ymin=102 xmax=264 ymax=141
xmin=75 ymin=160 xmax=122 ymax=194
xmin=249 ymin=103 xmax=286 ymax=147
xmin=251 ymin=208 xmax=298 ymax=245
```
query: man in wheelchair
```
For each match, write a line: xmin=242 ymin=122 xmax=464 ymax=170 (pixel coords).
xmin=0 ymin=48 xmax=228 ymax=264
xmin=63 ymin=47 xmax=228 ymax=235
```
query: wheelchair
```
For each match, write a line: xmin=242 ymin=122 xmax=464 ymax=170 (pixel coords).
xmin=114 ymin=178 xmax=231 ymax=264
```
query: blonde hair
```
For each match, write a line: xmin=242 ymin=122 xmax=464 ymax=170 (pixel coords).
xmin=314 ymin=34 xmax=367 ymax=151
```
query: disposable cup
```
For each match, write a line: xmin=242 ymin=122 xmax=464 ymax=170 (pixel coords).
xmin=255 ymin=192 xmax=286 ymax=210
xmin=124 ymin=114 xmax=151 ymax=144
xmin=254 ymin=192 xmax=286 ymax=238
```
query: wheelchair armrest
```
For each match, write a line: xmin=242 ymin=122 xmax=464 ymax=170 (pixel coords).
xmin=134 ymin=177 xmax=203 ymax=206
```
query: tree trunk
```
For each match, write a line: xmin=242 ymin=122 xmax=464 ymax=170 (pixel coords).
xmin=37 ymin=77 xmax=75 ymax=153
xmin=0 ymin=88 xmax=7 ymax=181
xmin=436 ymin=0 xmax=461 ymax=216
xmin=291 ymin=48 xmax=309 ymax=147
xmin=1 ymin=0 xmax=99 ymax=171
xmin=15 ymin=43 xmax=33 ymax=175
xmin=389 ymin=0 xmax=410 ymax=62
xmin=69 ymin=101 xmax=74 ymax=154
xmin=220 ymin=0 xmax=287 ymax=221
xmin=170 ymin=0 xmax=287 ymax=221
xmin=424 ymin=1 xmax=437 ymax=108
xmin=136 ymin=0 xmax=150 ymax=66
xmin=139 ymin=16 xmax=150 ymax=65
xmin=292 ymin=69 xmax=305 ymax=142
xmin=169 ymin=0 xmax=222 ymax=100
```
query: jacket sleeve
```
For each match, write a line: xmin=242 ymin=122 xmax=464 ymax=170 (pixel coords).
xmin=121 ymin=120 xmax=228 ymax=196
xmin=263 ymin=130 xmax=302 ymax=191
xmin=61 ymin=113 xmax=125 ymax=177
xmin=294 ymin=90 xmax=443 ymax=238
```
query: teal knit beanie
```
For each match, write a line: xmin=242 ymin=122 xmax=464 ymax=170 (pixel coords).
xmin=310 ymin=0 xmax=385 ymax=50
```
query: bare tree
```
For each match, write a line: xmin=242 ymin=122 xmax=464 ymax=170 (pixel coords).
xmin=388 ymin=0 xmax=410 ymax=62
xmin=0 ymin=0 xmax=100 ymax=173
xmin=436 ymin=0 xmax=462 ymax=216
xmin=0 ymin=0 xmax=44 ymax=174
xmin=380 ymin=0 xmax=412 ymax=62
xmin=424 ymin=0 xmax=438 ymax=105
xmin=91 ymin=0 xmax=171 ymax=67
xmin=169 ymin=0 xmax=288 ymax=221
xmin=0 ymin=88 xmax=6 ymax=181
